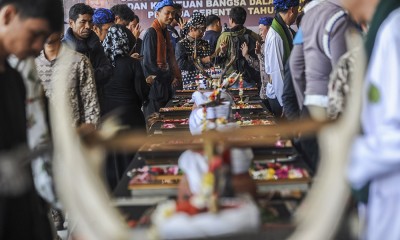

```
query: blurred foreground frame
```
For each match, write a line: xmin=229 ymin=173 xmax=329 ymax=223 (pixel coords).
xmin=51 ymin=27 xmax=364 ymax=240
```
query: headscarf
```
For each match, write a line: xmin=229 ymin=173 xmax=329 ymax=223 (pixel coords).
xmin=93 ymin=8 xmax=115 ymax=25
xmin=154 ymin=0 xmax=174 ymax=11
xmin=182 ymin=12 xmax=206 ymax=36
xmin=273 ymin=0 xmax=300 ymax=12
xmin=102 ymin=24 xmax=135 ymax=66
xmin=258 ymin=16 xmax=273 ymax=26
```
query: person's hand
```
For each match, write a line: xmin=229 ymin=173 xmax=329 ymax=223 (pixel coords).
xmin=131 ymin=53 xmax=142 ymax=60
xmin=240 ymin=42 xmax=249 ymax=58
xmin=131 ymin=24 xmax=142 ymax=39
xmin=172 ymin=78 xmax=181 ymax=88
xmin=146 ymin=75 xmax=156 ymax=85
xmin=219 ymin=40 xmax=228 ymax=54
xmin=255 ymin=41 xmax=261 ymax=55
xmin=201 ymin=56 xmax=211 ymax=63
xmin=178 ymin=18 xmax=187 ymax=30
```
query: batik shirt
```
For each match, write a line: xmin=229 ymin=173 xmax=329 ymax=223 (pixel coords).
xmin=175 ymin=36 xmax=211 ymax=90
xmin=35 ymin=46 xmax=100 ymax=127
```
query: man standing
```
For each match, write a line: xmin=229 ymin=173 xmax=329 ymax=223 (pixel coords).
xmin=203 ymin=14 xmax=222 ymax=54
xmin=0 ymin=0 xmax=64 ymax=239
xmin=167 ymin=3 xmax=183 ymax=51
xmin=92 ymin=8 xmax=115 ymax=42
xmin=241 ymin=17 xmax=273 ymax=101
xmin=141 ymin=0 xmax=182 ymax=117
xmin=216 ymin=6 xmax=262 ymax=89
xmin=63 ymin=3 xmax=112 ymax=114
xmin=264 ymin=0 xmax=299 ymax=117
xmin=292 ymin=0 xmax=352 ymax=121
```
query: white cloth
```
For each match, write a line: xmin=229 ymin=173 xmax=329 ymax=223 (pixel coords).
xmin=178 ymin=150 xmax=209 ymax=195
xmin=304 ymin=94 xmax=329 ymax=108
xmin=152 ymin=197 xmax=260 ymax=239
xmin=178 ymin=148 xmax=253 ymax=194
xmin=264 ymin=28 xmax=285 ymax=106
xmin=348 ymin=8 xmax=400 ymax=240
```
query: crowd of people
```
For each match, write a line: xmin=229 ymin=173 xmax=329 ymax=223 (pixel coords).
xmin=1 ymin=0 xmax=400 ymax=239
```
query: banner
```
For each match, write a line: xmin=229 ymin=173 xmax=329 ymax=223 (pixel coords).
xmin=64 ymin=0 xmax=305 ymax=28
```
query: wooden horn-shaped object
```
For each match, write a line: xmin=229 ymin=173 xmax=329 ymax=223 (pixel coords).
xmin=288 ymin=27 xmax=366 ymax=240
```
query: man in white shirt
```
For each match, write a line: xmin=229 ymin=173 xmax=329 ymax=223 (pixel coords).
xmin=264 ymin=0 xmax=299 ymax=117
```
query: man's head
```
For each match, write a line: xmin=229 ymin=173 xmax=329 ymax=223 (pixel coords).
xmin=92 ymin=8 xmax=114 ymax=42
xmin=110 ymin=4 xmax=134 ymax=26
xmin=0 ymin=0 xmax=64 ymax=59
xmin=130 ymin=15 xmax=140 ymax=28
xmin=186 ymin=12 xmax=206 ymax=39
xmin=45 ymin=31 xmax=63 ymax=46
xmin=69 ymin=3 xmax=94 ymax=40
xmin=154 ymin=0 xmax=175 ymax=27
xmin=206 ymin=14 xmax=221 ymax=32
xmin=258 ymin=17 xmax=273 ymax=41
xmin=170 ymin=3 xmax=182 ymax=27
xmin=228 ymin=6 xmax=247 ymax=27
xmin=273 ymin=0 xmax=300 ymax=25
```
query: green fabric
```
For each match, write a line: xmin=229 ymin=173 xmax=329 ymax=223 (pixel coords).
xmin=365 ymin=0 xmax=400 ymax=62
xmin=368 ymin=83 xmax=381 ymax=103
xmin=216 ymin=27 xmax=261 ymax=75
xmin=351 ymin=182 xmax=370 ymax=204
xmin=271 ymin=18 xmax=291 ymax=64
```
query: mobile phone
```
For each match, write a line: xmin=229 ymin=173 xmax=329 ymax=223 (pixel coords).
xmin=175 ymin=15 xmax=183 ymax=23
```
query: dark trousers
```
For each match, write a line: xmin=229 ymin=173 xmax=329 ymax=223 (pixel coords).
xmin=267 ymin=98 xmax=283 ymax=118
xmin=298 ymin=107 xmax=320 ymax=173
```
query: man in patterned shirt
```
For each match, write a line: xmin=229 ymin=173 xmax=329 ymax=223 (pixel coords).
xmin=36 ymin=31 xmax=100 ymax=128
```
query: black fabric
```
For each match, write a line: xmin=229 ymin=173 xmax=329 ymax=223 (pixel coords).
xmin=167 ymin=25 xmax=181 ymax=51
xmin=103 ymin=56 xmax=149 ymax=129
xmin=229 ymin=27 xmax=261 ymax=85
xmin=282 ymin=61 xmax=300 ymax=120
xmin=141 ymin=27 xmax=175 ymax=116
xmin=0 ymin=62 xmax=52 ymax=240
xmin=298 ymin=107 xmax=320 ymax=173
xmin=268 ymin=97 xmax=283 ymax=118
xmin=63 ymin=28 xmax=112 ymax=88
xmin=133 ymin=38 xmax=142 ymax=54
xmin=203 ymin=30 xmax=221 ymax=54
xmin=275 ymin=14 xmax=294 ymax=50
xmin=365 ymin=1 xmax=400 ymax=62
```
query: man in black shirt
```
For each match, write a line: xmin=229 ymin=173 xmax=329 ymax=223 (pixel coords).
xmin=203 ymin=14 xmax=222 ymax=54
xmin=0 ymin=0 xmax=64 ymax=239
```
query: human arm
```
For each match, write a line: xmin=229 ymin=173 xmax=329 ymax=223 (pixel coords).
xmin=241 ymin=42 xmax=260 ymax=71
xmin=289 ymin=44 xmax=306 ymax=110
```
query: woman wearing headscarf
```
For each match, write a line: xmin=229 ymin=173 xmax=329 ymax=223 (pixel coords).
xmin=102 ymin=24 xmax=149 ymax=130
xmin=175 ymin=12 xmax=211 ymax=90
xmin=102 ymin=24 xmax=149 ymax=188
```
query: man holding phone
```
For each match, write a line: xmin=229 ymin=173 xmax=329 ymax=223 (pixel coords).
xmin=167 ymin=3 xmax=183 ymax=51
